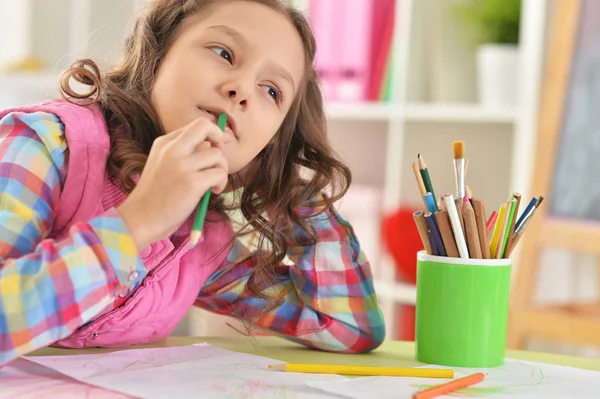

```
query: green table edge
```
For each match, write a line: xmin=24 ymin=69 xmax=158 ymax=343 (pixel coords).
xmin=27 ymin=336 xmax=600 ymax=372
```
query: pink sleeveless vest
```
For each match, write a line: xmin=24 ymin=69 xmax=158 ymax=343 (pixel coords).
xmin=0 ymin=100 xmax=233 ymax=348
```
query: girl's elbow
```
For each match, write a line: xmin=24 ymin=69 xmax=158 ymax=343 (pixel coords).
xmin=347 ymin=322 xmax=386 ymax=354
xmin=315 ymin=318 xmax=387 ymax=354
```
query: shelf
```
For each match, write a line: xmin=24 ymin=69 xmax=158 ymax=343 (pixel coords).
xmin=325 ymin=102 xmax=399 ymax=121
xmin=325 ymin=102 xmax=517 ymax=124
xmin=373 ymin=280 xmax=417 ymax=305
xmin=404 ymin=103 xmax=517 ymax=124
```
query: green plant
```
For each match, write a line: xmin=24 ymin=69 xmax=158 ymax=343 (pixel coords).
xmin=454 ymin=0 xmax=521 ymax=45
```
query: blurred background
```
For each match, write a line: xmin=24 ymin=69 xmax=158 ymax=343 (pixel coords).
xmin=1 ymin=0 xmax=599 ymax=358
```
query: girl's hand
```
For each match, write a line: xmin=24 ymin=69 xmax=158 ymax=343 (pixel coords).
xmin=117 ymin=117 xmax=228 ymax=250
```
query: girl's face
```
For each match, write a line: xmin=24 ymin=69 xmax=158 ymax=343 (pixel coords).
xmin=151 ymin=1 xmax=305 ymax=174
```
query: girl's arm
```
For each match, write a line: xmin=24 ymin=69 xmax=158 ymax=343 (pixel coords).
xmin=195 ymin=198 xmax=386 ymax=354
xmin=0 ymin=112 xmax=146 ymax=365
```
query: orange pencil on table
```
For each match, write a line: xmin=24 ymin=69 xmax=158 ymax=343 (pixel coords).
xmin=412 ymin=372 xmax=485 ymax=399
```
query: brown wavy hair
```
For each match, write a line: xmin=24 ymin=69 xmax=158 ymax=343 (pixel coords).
xmin=59 ymin=0 xmax=351 ymax=313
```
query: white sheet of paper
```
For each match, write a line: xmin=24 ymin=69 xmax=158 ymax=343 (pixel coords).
xmin=306 ymin=359 xmax=600 ymax=398
xmin=0 ymin=359 xmax=132 ymax=399
xmin=23 ymin=344 xmax=343 ymax=399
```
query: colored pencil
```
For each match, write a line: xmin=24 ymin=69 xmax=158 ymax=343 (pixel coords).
xmin=413 ymin=162 xmax=428 ymax=208
xmin=471 ymin=197 xmax=490 ymax=258
xmin=486 ymin=210 xmax=498 ymax=234
xmin=535 ymin=195 xmax=545 ymax=209
xmin=489 ymin=204 xmax=506 ymax=258
xmin=504 ymin=193 xmax=521 ymax=256
xmin=505 ymin=198 xmax=543 ymax=257
xmin=495 ymin=201 xmax=511 ymax=259
xmin=444 ymin=193 xmax=469 ymax=259
xmin=514 ymin=196 xmax=537 ymax=232
xmin=456 ymin=198 xmax=467 ymax=240
xmin=463 ymin=199 xmax=482 ymax=259
xmin=190 ymin=113 xmax=227 ymax=247
xmin=434 ymin=209 xmax=459 ymax=258
xmin=413 ymin=211 xmax=433 ymax=255
xmin=505 ymin=210 xmax=535 ymax=257
xmin=499 ymin=198 xmax=517 ymax=258
xmin=465 ymin=185 xmax=473 ymax=198
xmin=425 ymin=212 xmax=446 ymax=256
xmin=418 ymin=154 xmax=437 ymax=211
xmin=269 ymin=363 xmax=454 ymax=378
xmin=424 ymin=193 xmax=437 ymax=213
xmin=412 ymin=372 xmax=485 ymax=399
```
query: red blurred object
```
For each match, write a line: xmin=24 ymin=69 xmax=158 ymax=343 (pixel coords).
xmin=382 ymin=206 xmax=422 ymax=341
xmin=381 ymin=207 xmax=423 ymax=284
xmin=398 ymin=306 xmax=416 ymax=341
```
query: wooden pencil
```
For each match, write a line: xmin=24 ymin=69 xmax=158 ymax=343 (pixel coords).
xmin=505 ymin=205 xmax=540 ymax=257
xmin=444 ymin=193 xmax=469 ymax=259
xmin=495 ymin=201 xmax=511 ymax=259
xmin=424 ymin=193 xmax=438 ymax=214
xmin=439 ymin=196 xmax=447 ymax=210
xmin=418 ymin=154 xmax=437 ymax=209
xmin=504 ymin=193 xmax=521 ymax=256
xmin=412 ymin=162 xmax=428 ymax=209
xmin=514 ymin=196 xmax=537 ymax=232
xmin=455 ymin=198 xmax=467 ymax=241
xmin=504 ymin=219 xmax=531 ymax=257
xmin=435 ymin=209 xmax=459 ymax=258
xmin=499 ymin=198 xmax=517 ymax=258
xmin=413 ymin=211 xmax=433 ymax=255
xmin=463 ymin=200 xmax=482 ymax=259
xmin=489 ymin=204 xmax=506 ymax=258
xmin=486 ymin=210 xmax=498 ymax=235
xmin=425 ymin=212 xmax=446 ymax=256
xmin=471 ymin=197 xmax=490 ymax=259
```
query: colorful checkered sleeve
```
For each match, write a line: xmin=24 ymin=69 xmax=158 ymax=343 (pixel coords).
xmin=0 ymin=112 xmax=146 ymax=365
xmin=196 ymin=200 xmax=386 ymax=353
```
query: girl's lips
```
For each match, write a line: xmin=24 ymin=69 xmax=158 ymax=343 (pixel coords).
xmin=197 ymin=107 xmax=237 ymax=142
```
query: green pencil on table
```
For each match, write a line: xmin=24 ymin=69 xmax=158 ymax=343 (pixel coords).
xmin=190 ymin=112 xmax=227 ymax=248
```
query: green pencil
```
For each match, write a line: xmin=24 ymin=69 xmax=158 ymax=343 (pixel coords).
xmin=190 ymin=113 xmax=227 ymax=247
xmin=499 ymin=198 xmax=517 ymax=258
xmin=418 ymin=154 xmax=438 ymax=211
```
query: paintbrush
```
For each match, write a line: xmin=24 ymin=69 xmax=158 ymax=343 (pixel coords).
xmin=453 ymin=141 xmax=465 ymax=199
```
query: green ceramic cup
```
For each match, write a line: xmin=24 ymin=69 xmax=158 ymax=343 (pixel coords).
xmin=415 ymin=251 xmax=512 ymax=367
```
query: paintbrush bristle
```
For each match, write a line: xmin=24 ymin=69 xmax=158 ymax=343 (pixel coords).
xmin=453 ymin=141 xmax=464 ymax=159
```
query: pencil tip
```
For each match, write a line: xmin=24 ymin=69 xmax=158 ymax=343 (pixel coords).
xmin=190 ymin=230 xmax=203 ymax=247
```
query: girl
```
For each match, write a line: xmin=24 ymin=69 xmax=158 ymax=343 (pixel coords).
xmin=0 ymin=0 xmax=385 ymax=365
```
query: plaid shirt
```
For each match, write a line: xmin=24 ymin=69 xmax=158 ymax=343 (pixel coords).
xmin=0 ymin=112 xmax=385 ymax=365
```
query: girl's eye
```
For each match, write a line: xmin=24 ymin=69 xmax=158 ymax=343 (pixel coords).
xmin=263 ymin=85 xmax=283 ymax=104
xmin=210 ymin=46 xmax=233 ymax=64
